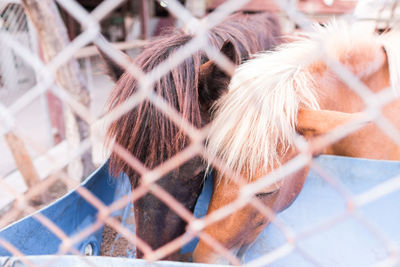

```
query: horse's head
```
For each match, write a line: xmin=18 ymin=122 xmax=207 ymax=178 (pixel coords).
xmin=193 ymin=21 xmax=400 ymax=264
xmin=193 ymin=107 xmax=361 ymax=263
xmin=192 ymin=45 xmax=320 ymax=260
xmin=100 ymin=12 xmax=282 ymax=261
xmin=100 ymin=32 xmax=205 ymax=260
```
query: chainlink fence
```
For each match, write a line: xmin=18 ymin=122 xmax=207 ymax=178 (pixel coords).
xmin=0 ymin=0 xmax=400 ymax=266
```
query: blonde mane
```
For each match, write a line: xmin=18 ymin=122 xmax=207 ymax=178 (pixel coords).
xmin=206 ymin=20 xmax=400 ymax=181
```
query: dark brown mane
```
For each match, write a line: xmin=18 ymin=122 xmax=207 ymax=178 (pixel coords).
xmin=106 ymin=12 xmax=282 ymax=185
xmin=207 ymin=12 xmax=281 ymax=60
xmin=106 ymin=32 xmax=202 ymax=182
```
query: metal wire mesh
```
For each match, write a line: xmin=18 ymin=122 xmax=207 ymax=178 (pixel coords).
xmin=1 ymin=0 xmax=400 ymax=266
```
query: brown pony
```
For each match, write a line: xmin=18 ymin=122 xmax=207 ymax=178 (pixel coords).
xmin=193 ymin=21 xmax=400 ymax=263
xmin=100 ymin=12 xmax=282 ymax=260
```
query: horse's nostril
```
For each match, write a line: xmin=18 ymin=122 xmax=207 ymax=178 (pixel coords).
xmin=236 ymin=243 xmax=250 ymax=261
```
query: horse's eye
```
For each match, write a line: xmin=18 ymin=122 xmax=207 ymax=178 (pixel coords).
xmin=255 ymin=191 xmax=277 ymax=198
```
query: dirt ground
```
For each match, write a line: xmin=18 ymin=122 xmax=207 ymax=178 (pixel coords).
xmin=101 ymin=224 xmax=134 ymax=257
xmin=0 ymin=179 xmax=68 ymax=228
xmin=100 ymin=213 xmax=136 ymax=258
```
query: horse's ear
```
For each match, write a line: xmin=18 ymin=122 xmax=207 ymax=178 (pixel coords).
xmin=296 ymin=108 xmax=364 ymax=137
xmin=198 ymin=41 xmax=239 ymax=107
xmin=96 ymin=44 xmax=131 ymax=82
xmin=199 ymin=40 xmax=238 ymax=77
xmin=220 ymin=40 xmax=239 ymax=65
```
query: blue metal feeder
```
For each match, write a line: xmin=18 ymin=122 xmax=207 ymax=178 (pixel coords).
xmin=0 ymin=155 xmax=399 ymax=266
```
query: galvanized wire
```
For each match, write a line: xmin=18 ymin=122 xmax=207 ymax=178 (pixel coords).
xmin=0 ymin=0 xmax=400 ymax=266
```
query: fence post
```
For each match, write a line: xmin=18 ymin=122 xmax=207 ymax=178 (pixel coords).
xmin=140 ymin=0 xmax=149 ymax=39
xmin=21 ymin=0 xmax=95 ymax=180
xmin=4 ymin=131 xmax=44 ymax=204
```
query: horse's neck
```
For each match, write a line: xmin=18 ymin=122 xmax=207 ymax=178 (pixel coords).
xmin=314 ymin=67 xmax=400 ymax=160
xmin=315 ymin=52 xmax=391 ymax=110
